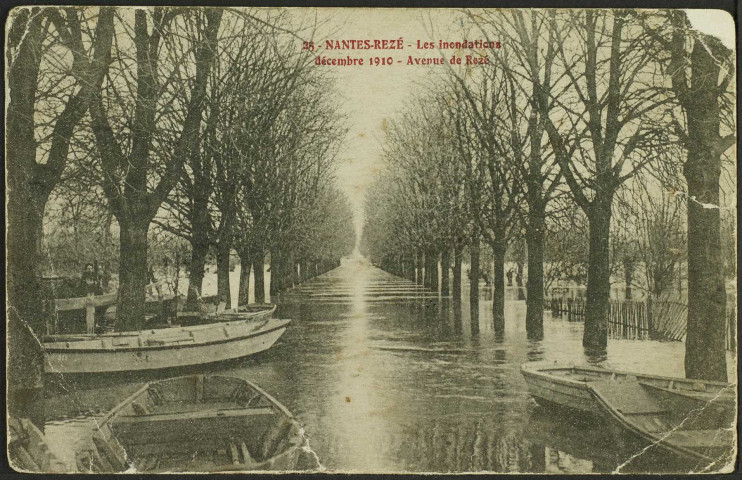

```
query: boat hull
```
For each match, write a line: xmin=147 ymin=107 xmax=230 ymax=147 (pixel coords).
xmin=43 ymin=318 xmax=289 ymax=374
xmin=521 ymin=366 xmax=601 ymax=414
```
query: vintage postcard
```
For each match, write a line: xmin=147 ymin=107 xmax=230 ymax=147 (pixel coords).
xmin=6 ymin=5 xmax=737 ymax=474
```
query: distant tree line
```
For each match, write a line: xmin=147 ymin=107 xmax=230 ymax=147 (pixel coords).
xmin=362 ymin=10 xmax=735 ymax=382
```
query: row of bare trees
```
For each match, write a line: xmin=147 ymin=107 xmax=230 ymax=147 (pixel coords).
xmin=362 ymin=9 xmax=735 ymax=381
xmin=7 ymin=7 xmax=354 ymax=415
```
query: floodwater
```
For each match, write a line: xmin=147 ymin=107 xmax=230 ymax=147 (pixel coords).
xmin=42 ymin=256 xmax=736 ymax=473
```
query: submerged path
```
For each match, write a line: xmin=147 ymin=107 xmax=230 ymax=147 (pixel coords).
xmin=43 ymin=256 xmax=734 ymax=473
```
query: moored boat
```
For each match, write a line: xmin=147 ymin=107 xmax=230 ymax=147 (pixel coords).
xmin=521 ymin=362 xmax=736 ymax=467
xmin=43 ymin=317 xmax=290 ymax=374
xmin=177 ymin=302 xmax=277 ymax=326
xmin=50 ymin=291 xmax=277 ymax=333
xmin=75 ymin=375 xmax=308 ymax=473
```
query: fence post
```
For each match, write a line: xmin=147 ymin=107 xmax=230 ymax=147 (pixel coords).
xmin=647 ymin=296 xmax=653 ymax=339
xmin=85 ymin=296 xmax=96 ymax=334
xmin=43 ymin=297 xmax=56 ymax=336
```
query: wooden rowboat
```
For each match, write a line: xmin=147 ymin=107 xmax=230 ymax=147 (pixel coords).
xmin=521 ymin=362 xmax=736 ymax=467
xmin=9 ymin=418 xmax=68 ymax=473
xmin=178 ymin=303 xmax=277 ymax=326
xmin=75 ymin=375 xmax=308 ymax=473
xmin=42 ymin=317 xmax=290 ymax=374
xmin=202 ymin=301 xmax=277 ymax=315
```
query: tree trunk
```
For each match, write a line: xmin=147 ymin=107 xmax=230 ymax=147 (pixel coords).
xmin=285 ymin=252 xmax=295 ymax=288
xmin=186 ymin=240 xmax=207 ymax=309
xmin=441 ymin=248 xmax=451 ymax=296
xmin=681 ymin=38 xmax=728 ymax=382
xmin=253 ymin=252 xmax=266 ymax=303
xmin=7 ymin=195 xmax=46 ymax=426
xmin=185 ymin=159 xmax=212 ymax=310
xmin=492 ymin=239 xmax=506 ymax=332
xmin=101 ymin=212 xmax=114 ymax=291
xmin=583 ymin=199 xmax=612 ymax=353
xmin=422 ymin=251 xmax=431 ymax=288
xmin=283 ymin=254 xmax=291 ymax=289
xmin=470 ymin=235 xmax=480 ymax=313
xmin=270 ymin=252 xmax=281 ymax=297
xmin=7 ymin=8 xmax=115 ymax=424
xmin=416 ymin=250 xmax=424 ymax=285
xmin=237 ymin=251 xmax=251 ymax=307
xmin=117 ymin=220 xmax=150 ymax=331
xmin=525 ymin=218 xmax=545 ymax=339
xmin=284 ymin=255 xmax=294 ymax=289
xmin=216 ymin=241 xmax=231 ymax=309
xmin=7 ymin=10 xmax=45 ymax=423
xmin=685 ymin=162 xmax=728 ymax=381
xmin=453 ymin=243 xmax=463 ymax=304
xmin=516 ymin=262 xmax=523 ymax=287
xmin=624 ymin=257 xmax=634 ymax=300
xmin=429 ymin=249 xmax=439 ymax=292
xmin=408 ymin=252 xmax=416 ymax=282
xmin=90 ymin=7 xmax=221 ymax=328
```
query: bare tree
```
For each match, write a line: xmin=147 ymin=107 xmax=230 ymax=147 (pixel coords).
xmin=543 ymin=10 xmax=673 ymax=353
xmin=451 ymin=69 xmax=524 ymax=330
xmin=480 ymin=11 xmax=565 ymax=338
xmin=7 ymin=6 xmax=113 ymax=417
xmin=615 ymin=176 xmax=686 ymax=300
xmin=666 ymin=11 xmax=735 ymax=381
xmin=543 ymin=201 xmax=590 ymax=293
xmin=87 ymin=8 xmax=222 ymax=330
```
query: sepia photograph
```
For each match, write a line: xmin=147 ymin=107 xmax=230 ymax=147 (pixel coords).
xmin=5 ymin=5 xmax=738 ymax=474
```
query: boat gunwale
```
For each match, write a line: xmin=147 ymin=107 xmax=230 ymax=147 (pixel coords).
xmin=43 ymin=304 xmax=278 ymax=342
xmin=194 ymin=303 xmax=277 ymax=318
xmin=43 ymin=318 xmax=290 ymax=353
xmin=521 ymin=362 xmax=734 ymax=390
xmin=520 ymin=364 xmax=596 ymax=392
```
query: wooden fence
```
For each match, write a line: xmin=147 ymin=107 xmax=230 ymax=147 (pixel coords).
xmin=609 ymin=300 xmax=649 ymax=339
xmin=47 ymin=282 xmax=172 ymax=335
xmin=547 ymin=297 xmax=586 ymax=320
xmin=545 ymin=296 xmax=736 ymax=351
xmin=50 ymin=293 xmax=118 ymax=334
xmin=649 ymin=300 xmax=686 ymax=342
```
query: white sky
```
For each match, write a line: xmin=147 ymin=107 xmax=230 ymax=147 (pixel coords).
xmin=313 ymin=9 xmax=460 ymax=238
xmin=308 ymin=9 xmax=736 ymax=239
xmin=686 ymin=9 xmax=736 ymax=49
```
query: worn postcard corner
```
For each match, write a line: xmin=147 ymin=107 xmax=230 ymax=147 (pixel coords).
xmin=5 ymin=5 xmax=738 ymax=475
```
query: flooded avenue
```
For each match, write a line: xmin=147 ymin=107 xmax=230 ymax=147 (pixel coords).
xmin=43 ymin=257 xmax=735 ymax=473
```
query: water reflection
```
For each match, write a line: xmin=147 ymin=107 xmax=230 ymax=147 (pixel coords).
xmin=43 ymin=258 xmax=735 ymax=473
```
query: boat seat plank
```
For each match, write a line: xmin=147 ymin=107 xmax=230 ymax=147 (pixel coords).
xmin=128 ymin=441 xmax=222 ymax=458
xmin=116 ymin=406 xmax=274 ymax=423
xmin=590 ymin=380 xmax=670 ymax=415
xmin=111 ymin=407 xmax=276 ymax=446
